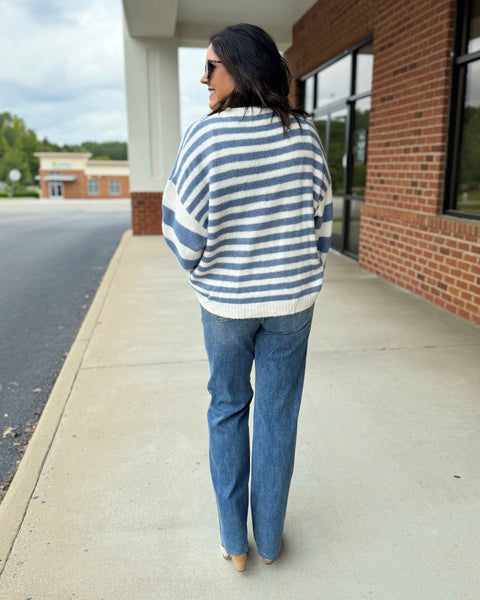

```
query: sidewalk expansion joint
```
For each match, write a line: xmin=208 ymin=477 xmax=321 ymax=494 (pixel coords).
xmin=318 ymin=342 xmax=480 ymax=354
xmin=80 ymin=359 xmax=209 ymax=371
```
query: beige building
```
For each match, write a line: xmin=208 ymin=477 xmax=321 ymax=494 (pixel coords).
xmin=35 ymin=152 xmax=130 ymax=200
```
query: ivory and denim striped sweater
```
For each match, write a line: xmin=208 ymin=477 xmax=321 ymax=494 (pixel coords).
xmin=162 ymin=106 xmax=333 ymax=319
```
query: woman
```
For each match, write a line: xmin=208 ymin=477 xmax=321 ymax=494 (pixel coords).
xmin=162 ymin=23 xmax=332 ymax=572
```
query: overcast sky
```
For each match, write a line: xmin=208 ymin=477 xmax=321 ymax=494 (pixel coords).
xmin=0 ymin=0 xmax=208 ymax=145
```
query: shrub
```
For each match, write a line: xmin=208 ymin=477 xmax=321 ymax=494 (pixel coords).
xmin=12 ymin=188 xmax=39 ymax=198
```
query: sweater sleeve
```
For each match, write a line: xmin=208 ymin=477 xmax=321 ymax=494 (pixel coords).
xmin=162 ymin=180 xmax=207 ymax=270
xmin=305 ymin=119 xmax=333 ymax=267
xmin=162 ymin=122 xmax=208 ymax=271
xmin=315 ymin=183 xmax=333 ymax=267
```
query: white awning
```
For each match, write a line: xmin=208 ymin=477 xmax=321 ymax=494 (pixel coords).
xmin=122 ymin=0 xmax=317 ymax=48
xmin=43 ymin=174 xmax=77 ymax=182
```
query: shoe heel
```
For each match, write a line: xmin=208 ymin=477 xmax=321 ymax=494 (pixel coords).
xmin=220 ymin=547 xmax=247 ymax=572
xmin=231 ymin=553 xmax=247 ymax=572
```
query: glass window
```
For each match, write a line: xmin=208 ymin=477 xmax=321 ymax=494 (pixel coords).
xmin=356 ymin=44 xmax=373 ymax=96
xmin=456 ymin=61 xmax=480 ymax=215
xmin=316 ymin=55 xmax=351 ymax=109
xmin=346 ymin=199 xmax=362 ymax=256
xmin=314 ymin=117 xmax=328 ymax=153
xmin=304 ymin=75 xmax=315 ymax=114
xmin=468 ymin=0 xmax=480 ymax=53
xmin=109 ymin=180 xmax=120 ymax=195
xmin=304 ymin=38 xmax=373 ymax=256
xmin=315 ymin=109 xmax=347 ymax=251
xmin=331 ymin=195 xmax=345 ymax=251
xmin=447 ymin=0 xmax=480 ymax=218
xmin=328 ymin=109 xmax=348 ymax=196
xmin=351 ymin=97 xmax=371 ymax=197
xmin=88 ymin=179 xmax=99 ymax=195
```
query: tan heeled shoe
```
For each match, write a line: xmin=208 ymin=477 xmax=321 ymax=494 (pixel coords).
xmin=262 ymin=557 xmax=274 ymax=565
xmin=221 ymin=546 xmax=247 ymax=572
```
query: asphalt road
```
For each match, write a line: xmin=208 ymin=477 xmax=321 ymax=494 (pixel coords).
xmin=0 ymin=199 xmax=131 ymax=500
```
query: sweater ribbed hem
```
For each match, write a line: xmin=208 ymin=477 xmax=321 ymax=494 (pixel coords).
xmin=194 ymin=290 xmax=319 ymax=319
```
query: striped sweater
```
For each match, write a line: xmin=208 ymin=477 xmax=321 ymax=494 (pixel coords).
xmin=162 ymin=106 xmax=333 ymax=319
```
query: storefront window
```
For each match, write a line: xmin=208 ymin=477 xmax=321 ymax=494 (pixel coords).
xmin=315 ymin=110 xmax=347 ymax=251
xmin=351 ymin=97 xmax=371 ymax=197
xmin=327 ymin=109 xmax=347 ymax=196
xmin=88 ymin=179 xmax=99 ymax=195
xmin=468 ymin=0 xmax=480 ymax=52
xmin=314 ymin=117 xmax=327 ymax=152
xmin=304 ymin=75 xmax=315 ymax=114
xmin=356 ymin=44 xmax=374 ymax=96
xmin=303 ymin=38 xmax=373 ymax=256
xmin=316 ymin=55 xmax=351 ymax=109
xmin=457 ymin=61 xmax=480 ymax=214
xmin=109 ymin=180 xmax=121 ymax=195
xmin=447 ymin=0 xmax=480 ymax=218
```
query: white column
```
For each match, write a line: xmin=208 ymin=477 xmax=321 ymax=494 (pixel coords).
xmin=123 ymin=20 xmax=181 ymax=193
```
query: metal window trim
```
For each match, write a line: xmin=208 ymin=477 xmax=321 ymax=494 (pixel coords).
xmin=445 ymin=209 xmax=480 ymax=221
xmin=456 ymin=49 xmax=480 ymax=64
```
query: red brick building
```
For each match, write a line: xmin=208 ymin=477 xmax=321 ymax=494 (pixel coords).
xmin=35 ymin=153 xmax=130 ymax=200
xmin=284 ymin=0 xmax=480 ymax=325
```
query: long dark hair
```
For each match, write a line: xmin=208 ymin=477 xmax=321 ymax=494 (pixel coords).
xmin=209 ymin=23 xmax=308 ymax=132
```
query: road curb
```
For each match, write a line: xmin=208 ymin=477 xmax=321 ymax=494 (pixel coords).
xmin=0 ymin=229 xmax=133 ymax=575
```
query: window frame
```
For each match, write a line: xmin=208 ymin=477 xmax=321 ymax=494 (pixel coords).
xmin=88 ymin=178 xmax=99 ymax=195
xmin=444 ymin=0 xmax=480 ymax=220
xmin=109 ymin=179 xmax=121 ymax=195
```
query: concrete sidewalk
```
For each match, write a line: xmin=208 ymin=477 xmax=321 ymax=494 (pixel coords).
xmin=0 ymin=232 xmax=479 ymax=599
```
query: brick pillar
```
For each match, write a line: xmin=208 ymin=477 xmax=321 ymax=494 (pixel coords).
xmin=131 ymin=192 xmax=163 ymax=235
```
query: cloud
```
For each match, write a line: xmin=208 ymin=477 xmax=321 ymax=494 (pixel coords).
xmin=17 ymin=0 xmax=84 ymax=26
xmin=178 ymin=47 xmax=210 ymax=134
xmin=0 ymin=2 xmax=210 ymax=145
xmin=0 ymin=0 xmax=127 ymax=144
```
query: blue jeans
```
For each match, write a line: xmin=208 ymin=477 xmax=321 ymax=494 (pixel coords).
xmin=201 ymin=305 xmax=314 ymax=561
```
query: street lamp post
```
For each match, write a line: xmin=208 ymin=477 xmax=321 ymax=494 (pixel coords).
xmin=8 ymin=168 xmax=21 ymax=197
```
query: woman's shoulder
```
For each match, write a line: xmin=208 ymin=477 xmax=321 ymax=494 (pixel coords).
xmin=182 ymin=111 xmax=236 ymax=143
xmin=183 ymin=115 xmax=212 ymax=139
xmin=178 ymin=116 xmax=219 ymax=156
xmin=289 ymin=112 xmax=316 ymax=129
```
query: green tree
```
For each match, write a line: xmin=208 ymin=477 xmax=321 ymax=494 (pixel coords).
xmin=0 ymin=112 xmax=128 ymax=188
xmin=0 ymin=113 xmax=38 ymax=186
xmin=0 ymin=146 xmax=32 ymax=187
xmin=82 ymin=140 xmax=128 ymax=159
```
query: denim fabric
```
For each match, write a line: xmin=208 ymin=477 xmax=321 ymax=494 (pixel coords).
xmin=201 ymin=305 xmax=314 ymax=560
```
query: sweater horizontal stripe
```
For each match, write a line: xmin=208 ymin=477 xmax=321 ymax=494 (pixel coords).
xmin=163 ymin=107 xmax=332 ymax=319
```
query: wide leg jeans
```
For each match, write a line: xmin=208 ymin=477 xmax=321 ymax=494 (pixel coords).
xmin=201 ymin=305 xmax=314 ymax=561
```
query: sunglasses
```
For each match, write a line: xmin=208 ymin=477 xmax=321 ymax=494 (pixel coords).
xmin=205 ymin=59 xmax=222 ymax=80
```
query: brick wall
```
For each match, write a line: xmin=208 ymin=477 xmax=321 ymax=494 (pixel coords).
xmin=131 ymin=192 xmax=163 ymax=235
xmin=39 ymin=172 xmax=130 ymax=199
xmin=38 ymin=171 xmax=49 ymax=199
xmin=87 ymin=175 xmax=130 ymax=198
xmin=365 ymin=0 xmax=454 ymax=215
xmin=286 ymin=0 xmax=480 ymax=325
xmin=360 ymin=207 xmax=480 ymax=323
